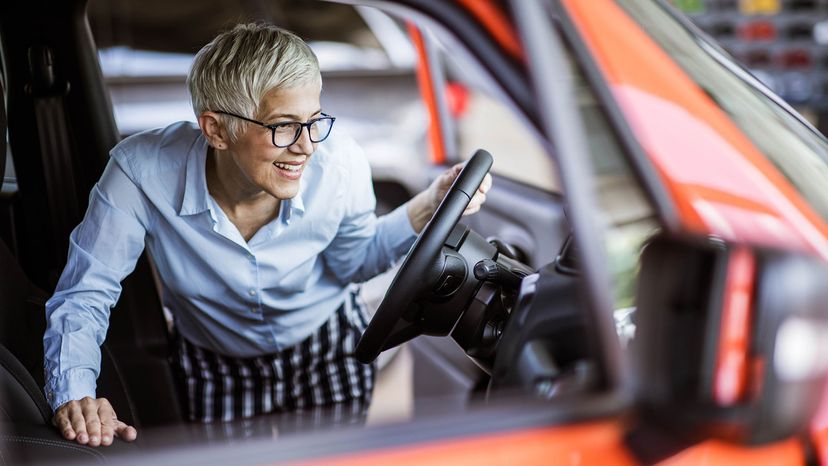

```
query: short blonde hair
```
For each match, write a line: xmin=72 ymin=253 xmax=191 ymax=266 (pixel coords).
xmin=188 ymin=23 xmax=321 ymax=140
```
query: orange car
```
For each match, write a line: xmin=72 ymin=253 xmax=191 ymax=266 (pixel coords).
xmin=2 ymin=0 xmax=828 ymax=465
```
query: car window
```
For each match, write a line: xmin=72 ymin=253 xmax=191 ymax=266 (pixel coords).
xmin=88 ymin=0 xmax=429 ymax=202
xmin=432 ymin=27 xmax=659 ymax=311
xmin=445 ymin=61 xmax=560 ymax=192
xmin=569 ymin=53 xmax=661 ymax=310
xmin=617 ymin=0 xmax=828 ymax=225
xmin=84 ymin=3 xmax=430 ymax=425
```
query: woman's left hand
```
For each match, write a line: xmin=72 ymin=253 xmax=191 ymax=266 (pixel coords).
xmin=407 ymin=162 xmax=493 ymax=233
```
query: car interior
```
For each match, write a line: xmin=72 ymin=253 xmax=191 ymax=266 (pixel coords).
xmin=0 ymin=0 xmax=667 ymax=462
xmin=6 ymin=0 xmax=828 ymax=464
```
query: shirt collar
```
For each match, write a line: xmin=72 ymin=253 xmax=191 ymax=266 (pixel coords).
xmin=178 ymin=134 xmax=308 ymax=220
xmin=287 ymin=183 xmax=305 ymax=219
xmin=178 ymin=135 xmax=210 ymax=216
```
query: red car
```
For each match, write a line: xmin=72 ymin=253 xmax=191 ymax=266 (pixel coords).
xmin=2 ymin=0 xmax=828 ymax=464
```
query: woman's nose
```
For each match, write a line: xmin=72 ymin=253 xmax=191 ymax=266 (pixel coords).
xmin=290 ymin=126 xmax=314 ymax=153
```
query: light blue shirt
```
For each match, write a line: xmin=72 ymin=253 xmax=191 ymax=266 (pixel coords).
xmin=42 ymin=121 xmax=417 ymax=411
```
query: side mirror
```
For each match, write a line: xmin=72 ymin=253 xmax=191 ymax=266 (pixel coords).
xmin=630 ymin=234 xmax=828 ymax=446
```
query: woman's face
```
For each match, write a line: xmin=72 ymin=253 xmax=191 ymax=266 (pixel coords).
xmin=225 ymin=81 xmax=323 ymax=200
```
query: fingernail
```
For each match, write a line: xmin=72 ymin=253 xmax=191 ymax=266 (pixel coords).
xmin=102 ymin=435 xmax=112 ymax=444
xmin=91 ymin=435 xmax=99 ymax=444
xmin=79 ymin=433 xmax=88 ymax=442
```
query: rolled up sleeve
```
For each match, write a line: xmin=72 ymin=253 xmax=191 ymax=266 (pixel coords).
xmin=43 ymin=158 xmax=151 ymax=411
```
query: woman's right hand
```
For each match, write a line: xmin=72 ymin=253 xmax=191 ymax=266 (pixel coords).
xmin=52 ymin=396 xmax=137 ymax=446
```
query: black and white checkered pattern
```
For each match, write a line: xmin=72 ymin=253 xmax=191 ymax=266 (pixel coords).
xmin=176 ymin=292 xmax=375 ymax=423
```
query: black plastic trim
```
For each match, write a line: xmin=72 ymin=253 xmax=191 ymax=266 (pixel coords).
xmin=332 ymin=0 xmax=537 ymax=125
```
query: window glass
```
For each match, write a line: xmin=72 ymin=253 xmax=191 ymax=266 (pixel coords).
xmin=86 ymin=2 xmax=430 ymax=423
xmin=617 ymin=0 xmax=828 ymax=224
xmin=571 ymin=55 xmax=660 ymax=310
xmin=433 ymin=28 xmax=659 ymax=310
xmin=441 ymin=52 xmax=560 ymax=192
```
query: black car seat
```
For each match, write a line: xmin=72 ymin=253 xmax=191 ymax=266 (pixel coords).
xmin=1 ymin=7 xmax=185 ymax=427
xmin=0 ymin=68 xmax=53 ymax=418
xmin=0 ymin=233 xmax=144 ymax=462
xmin=0 ymin=342 xmax=51 ymax=425
xmin=0 ymin=68 xmax=135 ymax=464
xmin=1 ymin=340 xmax=113 ymax=464
xmin=0 ymin=235 xmax=139 ymax=423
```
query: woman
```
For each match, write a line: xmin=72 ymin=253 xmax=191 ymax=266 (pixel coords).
xmin=43 ymin=23 xmax=491 ymax=446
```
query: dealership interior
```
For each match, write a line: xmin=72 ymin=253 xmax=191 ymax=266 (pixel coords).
xmin=677 ymin=0 xmax=828 ymax=133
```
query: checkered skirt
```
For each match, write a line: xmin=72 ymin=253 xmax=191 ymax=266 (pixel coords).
xmin=175 ymin=293 xmax=376 ymax=423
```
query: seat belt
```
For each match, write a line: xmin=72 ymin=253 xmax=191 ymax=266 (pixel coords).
xmin=27 ymin=45 xmax=79 ymax=284
xmin=0 ymin=67 xmax=17 ymax=255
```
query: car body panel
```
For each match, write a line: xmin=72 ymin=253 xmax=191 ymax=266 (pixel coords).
xmin=409 ymin=24 xmax=447 ymax=165
xmin=288 ymin=430 xmax=805 ymax=466
xmin=287 ymin=421 xmax=637 ymax=466
xmin=454 ymin=0 xmax=523 ymax=62
xmin=280 ymin=417 xmax=805 ymax=466
xmin=658 ymin=438 xmax=805 ymax=466
xmin=563 ymin=0 xmax=828 ymax=260
xmin=564 ymin=0 xmax=828 ymax=449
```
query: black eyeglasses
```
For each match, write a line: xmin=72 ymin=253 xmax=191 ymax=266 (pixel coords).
xmin=215 ymin=111 xmax=336 ymax=148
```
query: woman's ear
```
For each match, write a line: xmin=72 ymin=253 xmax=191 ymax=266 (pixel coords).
xmin=198 ymin=111 xmax=229 ymax=150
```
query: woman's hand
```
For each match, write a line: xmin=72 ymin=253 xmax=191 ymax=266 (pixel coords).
xmin=52 ymin=397 xmax=137 ymax=447
xmin=407 ymin=162 xmax=493 ymax=233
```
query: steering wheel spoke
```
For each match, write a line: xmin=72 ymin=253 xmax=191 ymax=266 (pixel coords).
xmin=380 ymin=319 xmax=424 ymax=352
xmin=355 ymin=150 xmax=494 ymax=364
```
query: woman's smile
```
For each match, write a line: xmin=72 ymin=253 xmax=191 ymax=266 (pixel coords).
xmin=272 ymin=159 xmax=305 ymax=180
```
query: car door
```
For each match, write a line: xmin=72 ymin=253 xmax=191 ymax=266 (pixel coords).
xmin=398 ymin=21 xmax=572 ymax=408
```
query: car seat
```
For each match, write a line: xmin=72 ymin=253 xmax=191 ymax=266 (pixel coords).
xmin=1 ymin=26 xmax=185 ymax=427
xmin=0 ymin=72 xmax=136 ymax=463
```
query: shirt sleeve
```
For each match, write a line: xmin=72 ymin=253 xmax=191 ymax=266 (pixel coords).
xmin=321 ymin=142 xmax=417 ymax=285
xmin=43 ymin=157 xmax=152 ymax=411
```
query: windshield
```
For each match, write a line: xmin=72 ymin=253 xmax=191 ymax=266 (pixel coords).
xmin=616 ymin=0 xmax=828 ymax=224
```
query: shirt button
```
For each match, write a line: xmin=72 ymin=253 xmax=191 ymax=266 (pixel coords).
xmin=248 ymin=289 xmax=257 ymax=296
xmin=251 ymin=308 xmax=259 ymax=313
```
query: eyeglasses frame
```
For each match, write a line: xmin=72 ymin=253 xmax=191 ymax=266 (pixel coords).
xmin=214 ymin=110 xmax=336 ymax=148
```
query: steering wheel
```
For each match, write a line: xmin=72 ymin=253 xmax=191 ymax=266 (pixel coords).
xmin=355 ymin=149 xmax=493 ymax=363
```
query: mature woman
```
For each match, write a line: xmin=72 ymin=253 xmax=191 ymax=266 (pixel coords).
xmin=43 ymin=23 xmax=490 ymax=447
